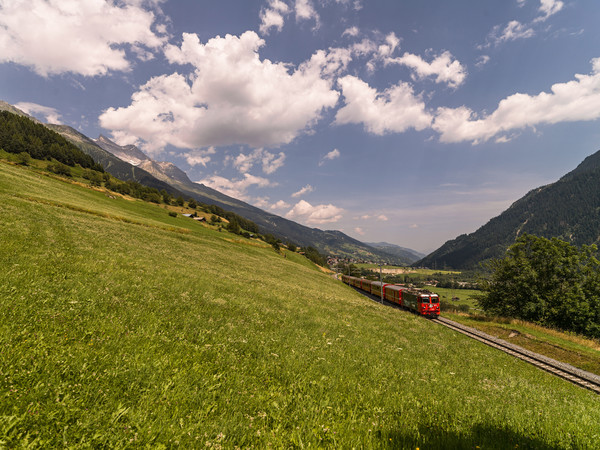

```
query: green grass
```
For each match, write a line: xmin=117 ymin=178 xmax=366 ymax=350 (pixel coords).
xmin=2 ymin=159 xmax=600 ymax=448
xmin=442 ymin=312 xmax=600 ymax=375
xmin=427 ymin=281 xmax=600 ymax=375
xmin=429 ymin=286 xmax=482 ymax=310
xmin=356 ymin=264 xmax=460 ymax=276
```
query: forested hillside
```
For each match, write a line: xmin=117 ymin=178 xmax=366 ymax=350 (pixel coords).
xmin=0 ymin=111 xmax=103 ymax=172
xmin=417 ymin=149 xmax=600 ymax=269
xmin=45 ymin=124 xmax=185 ymax=197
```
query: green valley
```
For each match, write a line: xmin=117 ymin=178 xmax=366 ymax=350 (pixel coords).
xmin=1 ymin=159 xmax=600 ymax=448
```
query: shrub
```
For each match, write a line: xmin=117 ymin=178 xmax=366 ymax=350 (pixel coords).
xmin=47 ymin=160 xmax=71 ymax=177
xmin=16 ymin=151 xmax=31 ymax=166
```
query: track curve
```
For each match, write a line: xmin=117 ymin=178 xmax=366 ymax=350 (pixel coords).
xmin=431 ymin=316 xmax=600 ymax=394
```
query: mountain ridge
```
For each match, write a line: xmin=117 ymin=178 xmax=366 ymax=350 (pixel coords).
xmin=94 ymin=135 xmax=413 ymax=264
xmin=416 ymin=148 xmax=600 ymax=269
xmin=0 ymin=99 xmax=423 ymax=265
xmin=364 ymin=242 xmax=425 ymax=264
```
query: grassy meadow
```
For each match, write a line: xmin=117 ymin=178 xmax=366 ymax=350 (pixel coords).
xmin=2 ymin=159 xmax=600 ymax=448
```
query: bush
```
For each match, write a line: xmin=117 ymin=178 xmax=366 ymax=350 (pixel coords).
xmin=82 ymin=169 xmax=103 ymax=186
xmin=47 ymin=160 xmax=71 ymax=177
xmin=16 ymin=152 xmax=31 ymax=166
xmin=168 ymin=211 xmax=177 ymax=218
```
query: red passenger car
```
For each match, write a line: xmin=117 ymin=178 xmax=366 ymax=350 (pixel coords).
xmin=383 ymin=284 xmax=406 ymax=306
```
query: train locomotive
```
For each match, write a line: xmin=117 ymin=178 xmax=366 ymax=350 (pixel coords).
xmin=341 ymin=275 xmax=440 ymax=318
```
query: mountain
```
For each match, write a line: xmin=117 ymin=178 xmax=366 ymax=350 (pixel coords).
xmin=95 ymin=135 xmax=149 ymax=166
xmin=0 ymin=99 xmax=417 ymax=264
xmin=0 ymin=101 xmax=186 ymax=199
xmin=365 ymin=242 xmax=425 ymax=265
xmin=94 ymin=135 xmax=403 ymax=263
xmin=45 ymin=125 xmax=185 ymax=197
xmin=0 ymin=101 xmax=41 ymax=123
xmin=416 ymin=149 xmax=600 ymax=270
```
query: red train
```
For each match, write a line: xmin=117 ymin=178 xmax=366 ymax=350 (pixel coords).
xmin=341 ymin=274 xmax=440 ymax=318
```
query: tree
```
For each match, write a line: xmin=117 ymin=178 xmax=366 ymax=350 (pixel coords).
xmin=83 ymin=168 xmax=103 ymax=186
xmin=47 ymin=160 xmax=71 ymax=177
xmin=226 ymin=217 xmax=241 ymax=235
xmin=160 ymin=189 xmax=172 ymax=205
xmin=16 ymin=152 xmax=31 ymax=166
xmin=478 ymin=234 xmax=600 ymax=338
xmin=301 ymin=246 xmax=328 ymax=268
xmin=188 ymin=198 xmax=197 ymax=209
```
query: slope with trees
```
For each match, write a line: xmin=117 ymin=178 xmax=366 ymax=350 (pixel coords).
xmin=416 ymin=149 xmax=600 ymax=269
xmin=0 ymin=111 xmax=103 ymax=172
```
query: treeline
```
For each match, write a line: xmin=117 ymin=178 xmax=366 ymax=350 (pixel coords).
xmin=0 ymin=111 xmax=104 ymax=172
xmin=201 ymin=204 xmax=260 ymax=234
xmin=479 ymin=234 xmax=600 ymax=339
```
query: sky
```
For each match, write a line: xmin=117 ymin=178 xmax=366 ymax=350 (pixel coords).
xmin=1 ymin=0 xmax=600 ymax=253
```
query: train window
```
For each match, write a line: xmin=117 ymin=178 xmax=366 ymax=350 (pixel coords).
xmin=420 ymin=297 xmax=430 ymax=304
xmin=431 ymin=297 xmax=439 ymax=303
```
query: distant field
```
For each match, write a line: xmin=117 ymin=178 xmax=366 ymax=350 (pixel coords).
xmin=2 ymin=159 xmax=600 ymax=448
xmin=356 ymin=264 xmax=460 ymax=276
xmin=429 ymin=286 xmax=482 ymax=310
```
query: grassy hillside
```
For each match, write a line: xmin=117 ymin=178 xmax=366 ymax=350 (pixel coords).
xmin=1 ymin=159 xmax=600 ymax=448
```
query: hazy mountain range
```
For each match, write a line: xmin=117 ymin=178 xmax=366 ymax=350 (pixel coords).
xmin=5 ymin=98 xmax=598 ymax=270
xmin=365 ymin=242 xmax=425 ymax=263
xmin=0 ymin=100 xmax=421 ymax=265
xmin=92 ymin=134 xmax=422 ymax=265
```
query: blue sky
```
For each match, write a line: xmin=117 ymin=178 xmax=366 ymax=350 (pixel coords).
xmin=1 ymin=0 xmax=599 ymax=253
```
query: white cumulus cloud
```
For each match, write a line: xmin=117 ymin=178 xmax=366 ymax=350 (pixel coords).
xmin=354 ymin=227 xmax=365 ymax=236
xmin=15 ymin=102 xmax=62 ymax=124
xmin=0 ymin=0 xmax=166 ymax=77
xmin=232 ymin=149 xmax=286 ymax=175
xmin=270 ymin=199 xmax=291 ymax=210
xmin=433 ymin=58 xmax=600 ymax=144
xmin=535 ymin=0 xmax=564 ymax=22
xmin=183 ymin=147 xmax=216 ymax=167
xmin=295 ymin=0 xmax=319 ymax=25
xmin=389 ymin=51 xmax=467 ymax=88
xmin=335 ymin=75 xmax=432 ymax=135
xmin=342 ymin=26 xmax=359 ymax=38
xmin=198 ymin=173 xmax=275 ymax=201
xmin=496 ymin=20 xmax=535 ymax=44
xmin=319 ymin=148 xmax=340 ymax=166
xmin=286 ymin=200 xmax=344 ymax=225
xmin=99 ymin=31 xmax=340 ymax=155
xmin=291 ymin=184 xmax=314 ymax=198
xmin=259 ymin=0 xmax=290 ymax=35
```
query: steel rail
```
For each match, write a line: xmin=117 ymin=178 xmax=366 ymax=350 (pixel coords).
xmin=347 ymin=283 xmax=600 ymax=393
xmin=431 ymin=316 xmax=600 ymax=394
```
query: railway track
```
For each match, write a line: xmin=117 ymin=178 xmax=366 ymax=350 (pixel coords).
xmin=431 ymin=316 xmax=600 ymax=394
xmin=350 ymin=285 xmax=600 ymax=393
